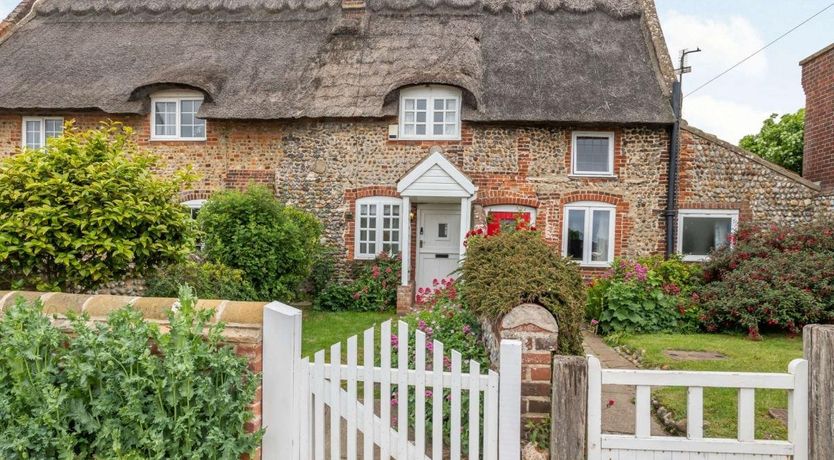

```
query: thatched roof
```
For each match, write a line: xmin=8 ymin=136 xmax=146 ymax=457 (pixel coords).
xmin=0 ymin=0 xmax=675 ymax=124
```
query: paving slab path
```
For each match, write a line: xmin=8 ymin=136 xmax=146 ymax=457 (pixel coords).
xmin=582 ymin=331 xmax=667 ymax=436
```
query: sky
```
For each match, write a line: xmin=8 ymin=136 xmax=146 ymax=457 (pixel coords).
xmin=1 ymin=0 xmax=833 ymax=144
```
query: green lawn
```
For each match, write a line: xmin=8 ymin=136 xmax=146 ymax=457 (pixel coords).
xmin=301 ymin=309 xmax=397 ymax=358
xmin=614 ymin=333 xmax=804 ymax=440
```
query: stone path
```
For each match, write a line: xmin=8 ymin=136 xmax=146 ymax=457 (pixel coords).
xmin=582 ymin=331 xmax=667 ymax=436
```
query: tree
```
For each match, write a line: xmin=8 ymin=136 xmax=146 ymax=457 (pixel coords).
xmin=0 ymin=122 xmax=195 ymax=291
xmin=198 ymin=186 xmax=321 ymax=301
xmin=739 ymin=108 xmax=804 ymax=174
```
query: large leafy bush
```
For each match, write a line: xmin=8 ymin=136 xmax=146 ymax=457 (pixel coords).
xmin=0 ymin=287 xmax=261 ymax=459
xmin=199 ymin=186 xmax=321 ymax=301
xmin=0 ymin=122 xmax=194 ymax=291
xmin=698 ymin=221 xmax=834 ymax=338
xmin=144 ymin=260 xmax=258 ymax=300
xmin=314 ymin=253 xmax=401 ymax=311
xmin=460 ymin=229 xmax=585 ymax=355
xmin=587 ymin=256 xmax=701 ymax=335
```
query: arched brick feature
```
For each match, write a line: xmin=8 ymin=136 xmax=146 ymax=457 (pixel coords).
xmin=179 ymin=189 xmax=215 ymax=202
xmin=557 ymin=191 xmax=631 ymax=261
xmin=477 ymin=195 xmax=540 ymax=209
xmin=343 ymin=186 xmax=400 ymax=261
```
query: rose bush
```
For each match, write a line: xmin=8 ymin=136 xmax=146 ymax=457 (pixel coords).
xmin=314 ymin=253 xmax=401 ymax=312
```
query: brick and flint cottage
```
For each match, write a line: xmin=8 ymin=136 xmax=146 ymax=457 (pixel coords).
xmin=0 ymin=0 xmax=831 ymax=310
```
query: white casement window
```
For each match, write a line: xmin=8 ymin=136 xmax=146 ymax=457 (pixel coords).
xmin=678 ymin=209 xmax=739 ymax=262
xmin=572 ymin=131 xmax=615 ymax=176
xmin=355 ymin=197 xmax=403 ymax=259
xmin=22 ymin=117 xmax=64 ymax=149
xmin=562 ymin=202 xmax=616 ymax=267
xmin=181 ymin=199 xmax=207 ymax=220
xmin=399 ymin=85 xmax=461 ymax=140
xmin=150 ymin=91 xmax=206 ymax=141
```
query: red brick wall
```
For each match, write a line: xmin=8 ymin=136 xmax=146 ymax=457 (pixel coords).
xmin=802 ymin=45 xmax=834 ymax=193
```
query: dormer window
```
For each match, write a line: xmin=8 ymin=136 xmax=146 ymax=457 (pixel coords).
xmin=399 ymin=85 xmax=461 ymax=140
xmin=150 ymin=90 xmax=206 ymax=141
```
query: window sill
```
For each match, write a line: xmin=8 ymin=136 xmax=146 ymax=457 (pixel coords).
xmin=681 ymin=255 xmax=709 ymax=263
xmin=150 ymin=137 xmax=208 ymax=142
xmin=394 ymin=137 xmax=462 ymax=142
xmin=568 ymin=174 xmax=618 ymax=180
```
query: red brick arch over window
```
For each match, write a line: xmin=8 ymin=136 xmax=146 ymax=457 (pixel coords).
xmin=344 ymin=186 xmax=401 ymax=261
xmin=558 ymin=191 xmax=631 ymax=267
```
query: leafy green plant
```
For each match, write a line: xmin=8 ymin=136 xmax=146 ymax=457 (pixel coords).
xmin=589 ymin=256 xmax=701 ymax=335
xmin=199 ymin=186 xmax=321 ymax=301
xmin=308 ymin=245 xmax=340 ymax=297
xmin=144 ymin=260 xmax=258 ymax=300
xmin=460 ymin=229 xmax=585 ymax=355
xmin=698 ymin=221 xmax=834 ymax=338
xmin=525 ymin=416 xmax=550 ymax=451
xmin=0 ymin=121 xmax=195 ymax=291
xmin=0 ymin=287 xmax=262 ymax=459
xmin=314 ymin=253 xmax=401 ymax=312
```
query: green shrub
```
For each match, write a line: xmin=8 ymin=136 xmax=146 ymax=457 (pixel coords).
xmin=395 ymin=298 xmax=487 ymax=453
xmin=144 ymin=261 xmax=258 ymax=300
xmin=460 ymin=230 xmax=585 ymax=355
xmin=309 ymin=245 xmax=340 ymax=297
xmin=199 ymin=186 xmax=321 ymax=301
xmin=0 ymin=287 xmax=261 ymax=459
xmin=0 ymin=122 xmax=195 ymax=292
xmin=314 ymin=253 xmax=401 ymax=312
xmin=698 ymin=221 xmax=834 ymax=338
xmin=588 ymin=256 xmax=702 ymax=335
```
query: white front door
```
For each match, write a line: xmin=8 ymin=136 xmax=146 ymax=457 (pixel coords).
xmin=416 ymin=204 xmax=461 ymax=291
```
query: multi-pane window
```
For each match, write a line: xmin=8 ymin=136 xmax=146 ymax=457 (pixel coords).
xmin=151 ymin=95 xmax=206 ymax=140
xmin=356 ymin=197 xmax=403 ymax=259
xmin=678 ymin=210 xmax=739 ymax=261
xmin=563 ymin=202 xmax=615 ymax=266
xmin=181 ymin=199 xmax=206 ymax=220
xmin=22 ymin=117 xmax=64 ymax=149
xmin=399 ymin=86 xmax=461 ymax=140
xmin=572 ymin=131 xmax=615 ymax=176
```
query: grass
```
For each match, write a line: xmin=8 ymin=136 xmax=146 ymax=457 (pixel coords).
xmin=300 ymin=308 xmax=397 ymax=358
xmin=613 ymin=333 xmax=803 ymax=440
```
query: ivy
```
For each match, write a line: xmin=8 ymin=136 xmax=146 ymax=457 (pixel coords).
xmin=0 ymin=286 xmax=262 ymax=459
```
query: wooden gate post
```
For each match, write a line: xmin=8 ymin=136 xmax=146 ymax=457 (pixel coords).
xmin=498 ymin=339 xmax=522 ymax=460
xmin=804 ymin=324 xmax=834 ymax=460
xmin=262 ymin=302 xmax=303 ymax=459
xmin=550 ymin=356 xmax=588 ymax=460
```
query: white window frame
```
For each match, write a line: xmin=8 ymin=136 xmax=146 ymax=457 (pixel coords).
xmin=21 ymin=116 xmax=64 ymax=149
xmin=571 ymin=131 xmax=615 ymax=177
xmin=561 ymin=201 xmax=616 ymax=267
xmin=181 ymin=199 xmax=207 ymax=220
xmin=399 ymin=85 xmax=462 ymax=141
xmin=677 ymin=209 xmax=739 ymax=262
xmin=354 ymin=196 xmax=404 ymax=260
xmin=150 ymin=90 xmax=207 ymax=141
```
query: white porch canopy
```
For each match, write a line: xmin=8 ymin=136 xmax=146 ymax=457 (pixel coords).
xmin=396 ymin=152 xmax=477 ymax=286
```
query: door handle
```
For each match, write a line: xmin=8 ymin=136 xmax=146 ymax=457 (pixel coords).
xmin=420 ymin=240 xmax=424 ymax=249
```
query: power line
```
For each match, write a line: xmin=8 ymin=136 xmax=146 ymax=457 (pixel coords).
xmin=685 ymin=1 xmax=834 ymax=98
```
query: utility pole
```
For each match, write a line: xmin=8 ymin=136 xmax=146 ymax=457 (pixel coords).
xmin=665 ymin=48 xmax=701 ymax=258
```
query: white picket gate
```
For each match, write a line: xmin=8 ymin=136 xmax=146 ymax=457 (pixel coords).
xmin=586 ymin=355 xmax=809 ymax=460
xmin=261 ymin=302 xmax=523 ymax=460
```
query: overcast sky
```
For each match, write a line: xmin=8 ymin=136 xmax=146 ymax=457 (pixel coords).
xmin=2 ymin=0 xmax=833 ymax=144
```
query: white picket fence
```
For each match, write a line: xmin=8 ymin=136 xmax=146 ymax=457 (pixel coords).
xmin=261 ymin=302 xmax=523 ymax=460
xmin=587 ymin=355 xmax=809 ymax=460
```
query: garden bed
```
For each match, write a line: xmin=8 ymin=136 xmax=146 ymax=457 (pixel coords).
xmin=610 ymin=333 xmax=803 ymax=440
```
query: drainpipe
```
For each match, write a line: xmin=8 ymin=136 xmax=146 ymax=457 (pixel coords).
xmin=664 ymin=80 xmax=683 ymax=258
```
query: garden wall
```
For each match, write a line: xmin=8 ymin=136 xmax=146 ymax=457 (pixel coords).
xmin=0 ymin=290 xmax=267 ymax=460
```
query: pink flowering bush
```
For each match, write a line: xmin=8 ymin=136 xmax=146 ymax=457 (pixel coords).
xmin=313 ymin=252 xmax=401 ymax=311
xmin=697 ymin=221 xmax=834 ymax=338
xmin=587 ymin=255 xmax=701 ymax=334
xmin=415 ymin=277 xmax=459 ymax=308
xmin=392 ymin=299 xmax=488 ymax=453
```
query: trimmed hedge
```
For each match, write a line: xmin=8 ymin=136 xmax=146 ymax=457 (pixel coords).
xmin=459 ymin=230 xmax=585 ymax=355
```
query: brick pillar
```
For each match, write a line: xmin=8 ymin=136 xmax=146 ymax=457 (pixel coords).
xmin=498 ymin=303 xmax=559 ymax=424
xmin=397 ymin=283 xmax=415 ymax=314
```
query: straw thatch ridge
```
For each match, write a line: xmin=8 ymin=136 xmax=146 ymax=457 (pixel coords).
xmin=0 ymin=0 xmax=674 ymax=123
